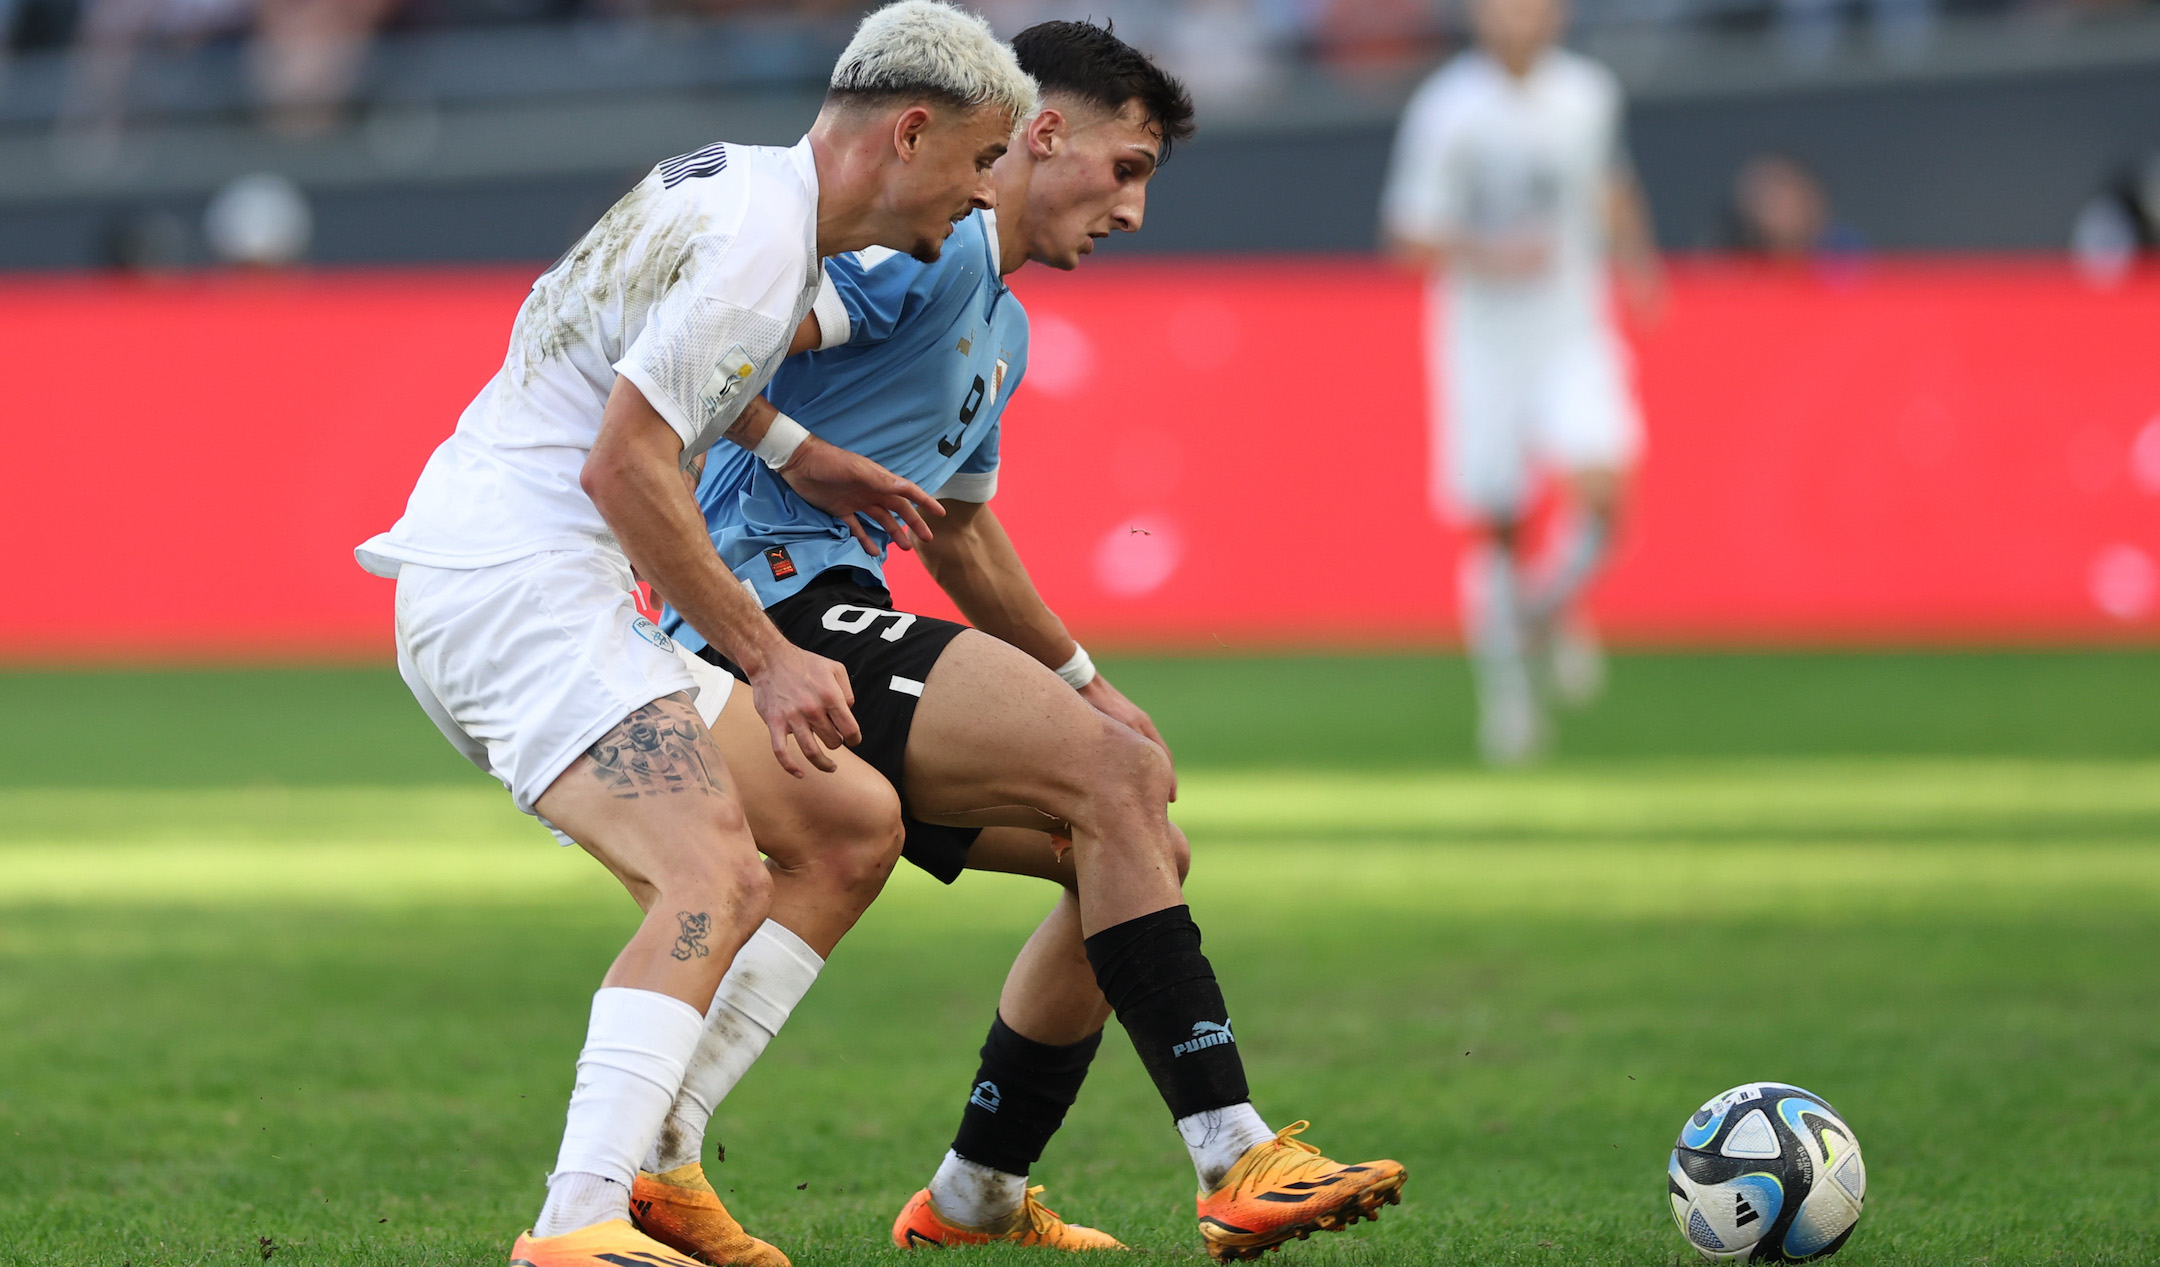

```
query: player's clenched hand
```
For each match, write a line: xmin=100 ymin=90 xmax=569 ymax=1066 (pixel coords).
xmin=779 ymin=435 xmax=945 ymax=555
xmin=748 ymin=643 xmax=860 ymax=777
xmin=1079 ymin=674 xmax=1178 ymax=801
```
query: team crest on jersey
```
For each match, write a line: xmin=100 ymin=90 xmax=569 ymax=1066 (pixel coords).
xmin=630 ymin=616 xmax=674 ymax=651
xmin=698 ymin=346 xmax=758 ymax=418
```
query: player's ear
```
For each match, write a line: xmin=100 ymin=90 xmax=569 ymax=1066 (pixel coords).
xmin=1027 ymin=107 xmax=1063 ymax=161
xmin=893 ymin=105 xmax=934 ymax=162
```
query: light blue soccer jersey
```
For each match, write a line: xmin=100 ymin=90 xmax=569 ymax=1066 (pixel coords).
xmin=664 ymin=209 xmax=1029 ymax=653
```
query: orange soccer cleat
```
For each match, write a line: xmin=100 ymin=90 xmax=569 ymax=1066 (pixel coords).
xmin=893 ymin=1185 xmax=1125 ymax=1250
xmin=627 ymin=1164 xmax=791 ymax=1267
xmin=510 ymin=1218 xmax=705 ymax=1267
xmin=1193 ymin=1122 xmax=1406 ymax=1262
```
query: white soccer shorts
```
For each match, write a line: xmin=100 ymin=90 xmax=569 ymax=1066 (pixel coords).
xmin=392 ymin=549 xmax=734 ymax=827
xmin=1427 ymin=322 xmax=1643 ymax=521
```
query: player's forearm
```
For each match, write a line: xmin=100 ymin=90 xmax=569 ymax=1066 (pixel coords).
xmin=917 ymin=503 xmax=1076 ymax=668
xmin=720 ymin=395 xmax=780 ymax=452
xmin=718 ymin=319 xmax=824 ymax=455
xmin=1607 ymin=176 xmax=1660 ymax=275
xmin=586 ymin=388 xmax=787 ymax=676
xmin=1384 ymin=229 xmax=1450 ymax=272
xmin=1391 ymin=229 xmax=1548 ymax=279
xmin=716 ymin=314 xmax=826 ymax=453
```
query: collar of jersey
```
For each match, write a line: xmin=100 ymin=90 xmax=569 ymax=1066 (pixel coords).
xmin=977 ymin=208 xmax=1009 ymax=295
xmin=788 ymin=137 xmax=819 ymax=256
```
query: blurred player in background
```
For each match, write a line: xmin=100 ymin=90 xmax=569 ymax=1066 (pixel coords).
xmin=1381 ymin=0 xmax=1662 ymax=764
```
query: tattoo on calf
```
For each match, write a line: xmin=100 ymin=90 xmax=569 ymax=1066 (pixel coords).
xmin=671 ymin=911 xmax=712 ymax=961
xmin=584 ymin=697 xmax=716 ymax=798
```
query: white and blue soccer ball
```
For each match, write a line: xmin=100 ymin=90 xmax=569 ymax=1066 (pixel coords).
xmin=1666 ymin=1082 xmax=1867 ymax=1262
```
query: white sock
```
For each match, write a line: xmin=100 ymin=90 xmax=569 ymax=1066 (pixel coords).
xmin=1531 ymin=510 xmax=1611 ymax=623
xmin=1176 ymin=1102 xmax=1275 ymax=1192
xmin=928 ymin=1149 xmax=1030 ymax=1228
xmin=644 ymin=920 xmax=825 ymax=1174
xmin=534 ymin=1171 xmax=627 ymax=1239
xmin=1464 ymin=541 xmax=1526 ymax=663
xmin=533 ymin=987 xmax=705 ymax=1237
xmin=1463 ymin=543 xmax=1533 ymax=696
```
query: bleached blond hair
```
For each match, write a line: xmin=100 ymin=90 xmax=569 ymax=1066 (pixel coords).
xmin=829 ymin=0 xmax=1039 ymax=125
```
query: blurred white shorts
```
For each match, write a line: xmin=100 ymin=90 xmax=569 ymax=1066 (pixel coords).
xmin=392 ymin=549 xmax=733 ymax=827
xmin=1428 ymin=320 xmax=1643 ymax=521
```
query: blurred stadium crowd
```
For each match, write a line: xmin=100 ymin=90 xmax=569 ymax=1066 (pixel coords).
xmin=1 ymin=0 xmax=2157 ymax=268
xmin=7 ymin=0 xmax=2157 ymax=139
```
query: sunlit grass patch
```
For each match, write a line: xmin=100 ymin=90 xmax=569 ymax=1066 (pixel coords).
xmin=1 ymin=760 xmax=2155 ymax=1265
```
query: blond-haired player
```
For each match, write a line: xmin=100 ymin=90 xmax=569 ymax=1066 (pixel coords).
xmin=354 ymin=5 xmax=1036 ymax=1264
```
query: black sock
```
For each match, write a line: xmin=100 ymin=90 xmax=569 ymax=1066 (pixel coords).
xmin=949 ymin=1014 xmax=1102 ymax=1176
xmin=1083 ymin=905 xmax=1250 ymax=1120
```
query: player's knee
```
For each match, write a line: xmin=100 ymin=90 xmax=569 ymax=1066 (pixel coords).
xmin=822 ymin=800 xmax=905 ymax=895
xmin=724 ymin=848 xmax=775 ymax=913
xmin=1481 ymin=517 xmax=1525 ymax=551
xmin=1073 ymin=722 xmax=1175 ymax=833
xmin=690 ymin=789 xmax=751 ymax=843
xmin=771 ymin=779 xmax=903 ymax=897
xmin=657 ymin=837 xmax=770 ymax=917
xmin=1168 ymin=823 xmax=1192 ymax=882
xmin=1117 ymin=727 xmax=1177 ymax=809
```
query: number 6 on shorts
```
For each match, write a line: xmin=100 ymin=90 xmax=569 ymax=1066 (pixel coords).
xmin=822 ymin=604 xmax=919 ymax=642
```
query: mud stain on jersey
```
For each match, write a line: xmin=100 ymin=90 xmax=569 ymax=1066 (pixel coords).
xmin=516 ymin=178 xmax=708 ymax=384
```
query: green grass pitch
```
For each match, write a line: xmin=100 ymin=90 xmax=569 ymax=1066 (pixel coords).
xmin=2 ymin=652 xmax=2157 ymax=1265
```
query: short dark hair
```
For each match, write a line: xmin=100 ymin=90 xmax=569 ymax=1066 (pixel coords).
xmin=1011 ymin=20 xmax=1196 ymax=164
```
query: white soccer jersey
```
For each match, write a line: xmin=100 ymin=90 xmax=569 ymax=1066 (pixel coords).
xmin=1381 ymin=47 xmax=1624 ymax=338
xmin=357 ymin=138 xmax=837 ymax=578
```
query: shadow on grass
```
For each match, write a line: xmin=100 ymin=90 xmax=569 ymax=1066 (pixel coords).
xmin=0 ymin=649 xmax=2154 ymax=790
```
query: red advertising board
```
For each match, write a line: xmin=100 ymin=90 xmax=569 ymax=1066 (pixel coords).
xmin=2 ymin=259 xmax=2156 ymax=660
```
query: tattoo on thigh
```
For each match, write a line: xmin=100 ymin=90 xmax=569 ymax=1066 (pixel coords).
xmin=671 ymin=911 xmax=712 ymax=961
xmin=585 ymin=697 xmax=717 ymax=798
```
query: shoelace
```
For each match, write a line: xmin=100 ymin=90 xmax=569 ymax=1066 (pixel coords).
xmin=1233 ymin=1121 xmax=1329 ymax=1192
xmin=1272 ymin=1121 xmax=1321 ymax=1155
xmin=1021 ymin=1186 xmax=1067 ymax=1238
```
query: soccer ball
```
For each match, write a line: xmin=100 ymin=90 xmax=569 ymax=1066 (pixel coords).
xmin=1666 ymin=1082 xmax=1867 ymax=1262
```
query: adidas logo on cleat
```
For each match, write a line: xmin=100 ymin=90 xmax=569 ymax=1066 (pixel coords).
xmin=595 ymin=1251 xmax=698 ymax=1267
xmin=1172 ymin=1021 xmax=1235 ymax=1058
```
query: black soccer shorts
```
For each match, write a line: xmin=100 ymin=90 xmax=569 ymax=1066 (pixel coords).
xmin=697 ymin=568 xmax=981 ymax=883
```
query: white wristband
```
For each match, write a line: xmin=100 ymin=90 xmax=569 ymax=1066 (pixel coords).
xmin=1054 ymin=643 xmax=1096 ymax=690
xmin=753 ymin=411 xmax=810 ymax=470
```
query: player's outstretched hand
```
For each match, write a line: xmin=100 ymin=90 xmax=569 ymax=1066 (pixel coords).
xmin=779 ymin=435 xmax=945 ymax=556
xmin=749 ymin=642 xmax=861 ymax=778
xmin=1079 ymin=674 xmax=1178 ymax=801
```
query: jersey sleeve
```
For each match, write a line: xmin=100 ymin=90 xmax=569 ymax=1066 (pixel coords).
xmin=1380 ymin=74 xmax=1463 ymax=243
xmin=818 ymin=248 xmax=923 ymax=347
xmin=934 ymin=418 xmax=1000 ymax=502
xmin=810 ymin=269 xmax=852 ymax=349
xmin=614 ymin=227 xmax=803 ymax=453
